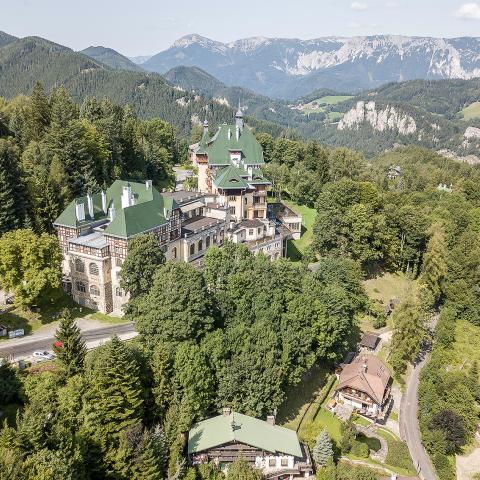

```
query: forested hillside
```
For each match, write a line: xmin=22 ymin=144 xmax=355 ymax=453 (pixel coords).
xmin=0 ymin=34 xmax=283 ymax=138
xmin=81 ymin=46 xmax=145 ymax=72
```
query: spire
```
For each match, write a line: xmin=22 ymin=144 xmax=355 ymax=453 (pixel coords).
xmin=203 ymin=105 xmax=209 ymax=135
xmin=235 ymin=100 xmax=244 ymax=130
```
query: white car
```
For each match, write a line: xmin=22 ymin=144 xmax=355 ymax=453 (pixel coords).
xmin=32 ymin=351 xmax=55 ymax=362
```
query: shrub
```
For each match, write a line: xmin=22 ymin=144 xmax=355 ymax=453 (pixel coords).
xmin=385 ymin=441 xmax=413 ymax=471
xmin=351 ymin=440 xmax=369 ymax=458
xmin=372 ymin=315 xmax=387 ymax=329
xmin=432 ymin=452 xmax=455 ymax=480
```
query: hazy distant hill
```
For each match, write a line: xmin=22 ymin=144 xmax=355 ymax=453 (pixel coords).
xmin=0 ymin=31 xmax=17 ymax=48
xmin=143 ymin=34 xmax=480 ymax=99
xmin=0 ymin=34 xmax=283 ymax=137
xmin=81 ymin=46 xmax=144 ymax=72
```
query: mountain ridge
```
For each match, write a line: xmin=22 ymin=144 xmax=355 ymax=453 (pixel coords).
xmin=143 ymin=34 xmax=480 ymax=98
xmin=80 ymin=46 xmax=144 ymax=72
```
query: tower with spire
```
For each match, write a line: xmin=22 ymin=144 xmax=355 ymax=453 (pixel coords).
xmin=235 ymin=102 xmax=244 ymax=130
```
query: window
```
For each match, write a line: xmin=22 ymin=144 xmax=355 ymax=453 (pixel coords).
xmin=229 ymin=195 xmax=236 ymax=201
xmin=213 ymin=234 xmax=217 ymax=244
xmin=116 ymin=258 xmax=123 ymax=267
xmin=76 ymin=281 xmax=86 ymax=293
xmin=75 ymin=259 xmax=84 ymax=273
xmin=115 ymin=287 xmax=123 ymax=297
xmin=172 ymin=247 xmax=177 ymax=259
xmin=198 ymin=239 xmax=203 ymax=251
xmin=90 ymin=285 xmax=100 ymax=296
xmin=229 ymin=206 xmax=236 ymax=215
xmin=281 ymin=459 xmax=288 ymax=467
xmin=190 ymin=244 xmax=195 ymax=256
xmin=268 ymin=459 xmax=276 ymax=467
xmin=244 ymin=197 xmax=248 ymax=205
xmin=206 ymin=236 xmax=210 ymax=248
xmin=89 ymin=263 xmax=99 ymax=276
xmin=249 ymin=229 xmax=254 ymax=235
xmin=257 ymin=227 xmax=261 ymax=235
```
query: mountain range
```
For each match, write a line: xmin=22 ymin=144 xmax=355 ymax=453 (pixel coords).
xmin=141 ymin=34 xmax=480 ymax=99
xmin=1 ymin=30 xmax=480 ymax=160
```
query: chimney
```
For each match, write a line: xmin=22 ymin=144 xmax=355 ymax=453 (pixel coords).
xmin=146 ymin=179 xmax=153 ymax=190
xmin=266 ymin=415 xmax=275 ymax=426
xmin=108 ymin=204 xmax=116 ymax=221
xmin=75 ymin=203 xmax=85 ymax=222
xmin=87 ymin=192 xmax=94 ymax=219
xmin=228 ymin=128 xmax=231 ymax=140
xmin=121 ymin=185 xmax=132 ymax=209
xmin=101 ymin=191 xmax=107 ymax=214
xmin=223 ymin=407 xmax=231 ymax=417
xmin=203 ymin=118 xmax=209 ymax=135
xmin=236 ymin=125 xmax=240 ymax=141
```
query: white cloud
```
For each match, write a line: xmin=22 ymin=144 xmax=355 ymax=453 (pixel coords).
xmin=351 ymin=2 xmax=369 ymax=11
xmin=456 ymin=3 xmax=480 ymax=20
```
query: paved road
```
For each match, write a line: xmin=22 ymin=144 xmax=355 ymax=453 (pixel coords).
xmin=0 ymin=323 xmax=136 ymax=361
xmin=400 ymin=352 xmax=437 ymax=480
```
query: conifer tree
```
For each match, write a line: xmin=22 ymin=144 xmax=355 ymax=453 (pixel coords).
xmin=53 ymin=309 xmax=86 ymax=378
xmin=313 ymin=430 xmax=334 ymax=467
xmin=84 ymin=337 xmax=144 ymax=447
xmin=29 ymin=82 xmax=50 ymax=141
xmin=421 ymin=224 xmax=448 ymax=303
xmin=132 ymin=430 xmax=163 ymax=480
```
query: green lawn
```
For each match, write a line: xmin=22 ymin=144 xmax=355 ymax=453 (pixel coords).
xmin=357 ymin=433 xmax=381 ymax=452
xmin=0 ymin=292 xmax=93 ymax=337
xmin=277 ymin=363 xmax=330 ymax=430
xmin=283 ymin=200 xmax=317 ymax=261
xmin=363 ymin=271 xmax=414 ymax=306
xmin=461 ymin=101 xmax=480 ymax=121
xmin=89 ymin=312 xmax=128 ymax=325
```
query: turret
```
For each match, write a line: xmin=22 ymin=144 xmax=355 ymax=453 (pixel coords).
xmin=235 ymin=104 xmax=244 ymax=131
xmin=203 ymin=118 xmax=209 ymax=136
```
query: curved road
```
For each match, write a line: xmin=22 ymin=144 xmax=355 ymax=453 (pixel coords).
xmin=0 ymin=323 xmax=136 ymax=361
xmin=400 ymin=352 xmax=437 ymax=480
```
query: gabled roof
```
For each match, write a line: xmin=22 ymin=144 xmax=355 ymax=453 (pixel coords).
xmin=336 ymin=354 xmax=391 ymax=405
xmin=213 ymin=165 xmax=250 ymax=190
xmin=54 ymin=180 xmax=178 ymax=239
xmin=204 ymin=124 xmax=264 ymax=166
xmin=188 ymin=412 xmax=302 ymax=457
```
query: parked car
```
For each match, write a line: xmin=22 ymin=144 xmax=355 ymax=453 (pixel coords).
xmin=32 ymin=351 xmax=55 ymax=362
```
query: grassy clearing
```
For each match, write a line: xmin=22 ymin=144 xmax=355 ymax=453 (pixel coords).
xmin=278 ymin=363 xmax=330 ymax=430
xmin=283 ymin=200 xmax=317 ymax=261
xmin=363 ymin=271 xmax=413 ymax=305
xmin=357 ymin=433 xmax=381 ymax=452
xmin=316 ymin=95 xmax=354 ymax=105
xmin=461 ymin=101 xmax=480 ymax=121
xmin=447 ymin=320 xmax=480 ymax=375
xmin=0 ymin=293 xmax=92 ymax=338
xmin=89 ymin=312 xmax=128 ymax=325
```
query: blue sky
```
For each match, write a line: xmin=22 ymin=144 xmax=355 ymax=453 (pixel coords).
xmin=1 ymin=0 xmax=480 ymax=56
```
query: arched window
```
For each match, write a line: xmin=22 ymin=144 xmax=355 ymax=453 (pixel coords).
xmin=172 ymin=247 xmax=177 ymax=259
xmin=90 ymin=285 xmax=100 ymax=296
xmin=115 ymin=287 xmax=123 ymax=297
xmin=89 ymin=263 xmax=99 ymax=276
xmin=76 ymin=281 xmax=86 ymax=293
xmin=206 ymin=236 xmax=210 ymax=248
xmin=75 ymin=258 xmax=84 ymax=273
xmin=190 ymin=243 xmax=195 ymax=256
xmin=198 ymin=239 xmax=203 ymax=251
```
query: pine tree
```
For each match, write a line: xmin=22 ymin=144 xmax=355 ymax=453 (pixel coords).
xmin=84 ymin=337 xmax=144 ymax=448
xmin=132 ymin=430 xmax=163 ymax=480
xmin=29 ymin=82 xmax=50 ymax=140
xmin=53 ymin=308 xmax=86 ymax=378
xmin=313 ymin=430 xmax=334 ymax=467
xmin=421 ymin=224 xmax=448 ymax=303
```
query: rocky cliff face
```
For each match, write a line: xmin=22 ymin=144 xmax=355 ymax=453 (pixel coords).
xmin=143 ymin=34 xmax=480 ymax=98
xmin=338 ymin=101 xmax=417 ymax=135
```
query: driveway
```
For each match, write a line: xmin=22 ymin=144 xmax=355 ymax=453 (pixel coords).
xmin=456 ymin=446 xmax=480 ymax=480
xmin=400 ymin=352 xmax=437 ymax=480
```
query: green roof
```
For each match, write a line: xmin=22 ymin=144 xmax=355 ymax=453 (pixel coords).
xmin=213 ymin=165 xmax=250 ymax=190
xmin=188 ymin=412 xmax=302 ymax=457
xmin=54 ymin=180 xmax=177 ymax=239
xmin=204 ymin=124 xmax=264 ymax=166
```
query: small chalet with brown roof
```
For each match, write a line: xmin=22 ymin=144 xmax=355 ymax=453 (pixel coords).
xmin=359 ymin=332 xmax=380 ymax=351
xmin=335 ymin=354 xmax=391 ymax=417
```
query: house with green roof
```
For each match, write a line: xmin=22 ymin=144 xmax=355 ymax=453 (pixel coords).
xmin=53 ymin=180 xmax=230 ymax=314
xmin=188 ymin=408 xmax=313 ymax=479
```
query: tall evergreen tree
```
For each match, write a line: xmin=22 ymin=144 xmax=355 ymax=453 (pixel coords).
xmin=421 ymin=224 xmax=448 ymax=303
xmin=28 ymin=82 xmax=50 ymax=141
xmin=313 ymin=430 xmax=334 ymax=467
xmin=53 ymin=308 xmax=86 ymax=378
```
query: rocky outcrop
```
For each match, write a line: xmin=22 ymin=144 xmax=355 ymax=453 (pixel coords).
xmin=464 ymin=126 xmax=480 ymax=139
xmin=338 ymin=101 xmax=417 ymax=135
